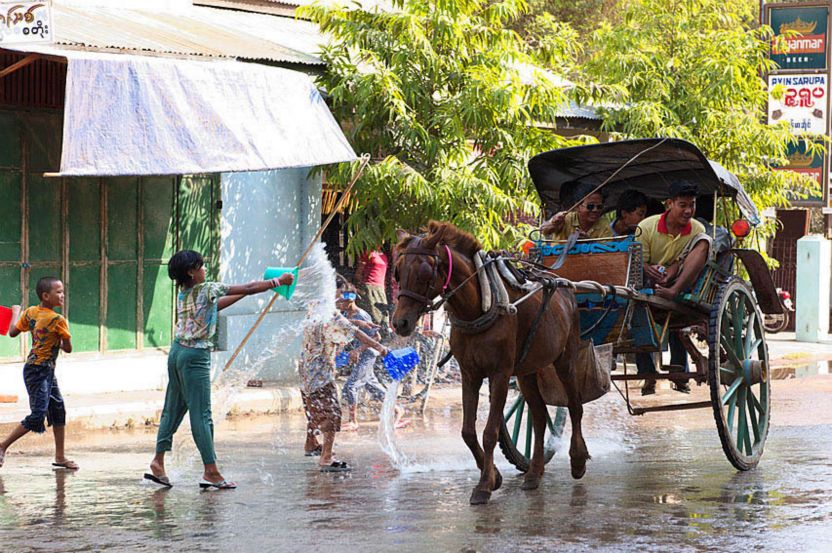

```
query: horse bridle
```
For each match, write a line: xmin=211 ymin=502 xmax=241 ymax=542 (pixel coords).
xmin=396 ymin=237 xmax=454 ymax=314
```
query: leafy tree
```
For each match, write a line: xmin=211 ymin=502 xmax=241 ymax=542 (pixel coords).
xmin=584 ymin=0 xmax=819 ymax=217
xmin=300 ymin=0 xmax=600 ymax=253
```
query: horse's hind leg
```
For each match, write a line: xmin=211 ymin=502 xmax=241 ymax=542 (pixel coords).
xmin=555 ymin=334 xmax=591 ymax=479
xmin=518 ymin=372 xmax=548 ymax=491
xmin=470 ymin=374 xmax=510 ymax=505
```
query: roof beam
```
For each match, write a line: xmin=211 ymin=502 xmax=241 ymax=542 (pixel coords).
xmin=0 ymin=54 xmax=40 ymax=79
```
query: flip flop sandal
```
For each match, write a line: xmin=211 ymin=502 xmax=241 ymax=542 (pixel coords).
xmin=144 ymin=473 xmax=173 ymax=488
xmin=199 ymin=479 xmax=237 ymax=490
xmin=320 ymin=461 xmax=352 ymax=473
xmin=304 ymin=446 xmax=323 ymax=457
xmin=52 ymin=461 xmax=79 ymax=470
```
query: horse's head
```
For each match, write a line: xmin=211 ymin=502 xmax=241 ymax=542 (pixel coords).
xmin=392 ymin=221 xmax=481 ymax=336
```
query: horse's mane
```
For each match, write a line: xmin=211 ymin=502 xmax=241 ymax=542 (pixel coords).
xmin=420 ymin=220 xmax=482 ymax=257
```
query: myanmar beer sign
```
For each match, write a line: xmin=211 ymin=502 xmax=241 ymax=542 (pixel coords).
xmin=769 ymin=5 xmax=828 ymax=70
xmin=768 ymin=74 xmax=828 ymax=134
xmin=776 ymin=140 xmax=824 ymax=203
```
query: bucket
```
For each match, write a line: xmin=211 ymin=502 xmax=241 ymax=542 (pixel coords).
xmin=263 ymin=267 xmax=299 ymax=300
xmin=335 ymin=351 xmax=350 ymax=368
xmin=0 ymin=305 xmax=13 ymax=336
xmin=383 ymin=347 xmax=420 ymax=381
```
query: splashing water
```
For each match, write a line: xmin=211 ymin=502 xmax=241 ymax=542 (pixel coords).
xmin=377 ymin=380 xmax=408 ymax=468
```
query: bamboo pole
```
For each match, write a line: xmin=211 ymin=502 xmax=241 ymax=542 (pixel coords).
xmin=222 ymin=154 xmax=371 ymax=373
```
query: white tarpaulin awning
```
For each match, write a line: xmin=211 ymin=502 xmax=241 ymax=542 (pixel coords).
xmin=3 ymin=45 xmax=357 ymax=175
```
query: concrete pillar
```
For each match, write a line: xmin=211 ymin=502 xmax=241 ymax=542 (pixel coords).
xmin=795 ymin=235 xmax=831 ymax=342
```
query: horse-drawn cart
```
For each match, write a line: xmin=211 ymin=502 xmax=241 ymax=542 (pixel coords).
xmin=500 ymin=138 xmax=784 ymax=473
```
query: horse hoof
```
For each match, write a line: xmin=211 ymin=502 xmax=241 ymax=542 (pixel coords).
xmin=492 ymin=469 xmax=503 ymax=491
xmin=571 ymin=460 xmax=587 ymax=480
xmin=469 ymin=488 xmax=491 ymax=505
xmin=521 ymin=475 xmax=541 ymax=491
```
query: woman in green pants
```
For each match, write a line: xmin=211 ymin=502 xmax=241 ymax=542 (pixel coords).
xmin=144 ymin=250 xmax=294 ymax=489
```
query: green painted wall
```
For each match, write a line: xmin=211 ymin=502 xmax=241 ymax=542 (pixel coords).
xmin=0 ymin=109 xmax=220 ymax=360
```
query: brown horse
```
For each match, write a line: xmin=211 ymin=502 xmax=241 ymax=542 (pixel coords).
xmin=392 ymin=221 xmax=590 ymax=505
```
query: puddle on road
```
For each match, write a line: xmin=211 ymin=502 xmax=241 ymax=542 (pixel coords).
xmin=771 ymin=359 xmax=832 ymax=379
xmin=1 ymin=406 xmax=831 ymax=552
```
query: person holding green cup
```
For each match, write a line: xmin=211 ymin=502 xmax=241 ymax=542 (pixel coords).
xmin=145 ymin=249 xmax=294 ymax=490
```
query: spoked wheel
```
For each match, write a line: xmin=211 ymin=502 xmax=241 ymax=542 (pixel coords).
xmin=708 ymin=277 xmax=771 ymax=471
xmin=498 ymin=386 xmax=567 ymax=473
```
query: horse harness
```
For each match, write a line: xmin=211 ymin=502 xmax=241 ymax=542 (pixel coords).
xmin=396 ymin=238 xmax=570 ymax=369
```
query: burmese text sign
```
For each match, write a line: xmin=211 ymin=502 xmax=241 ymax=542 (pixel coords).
xmin=768 ymin=74 xmax=828 ymax=134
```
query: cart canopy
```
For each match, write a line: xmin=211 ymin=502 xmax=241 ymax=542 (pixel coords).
xmin=528 ymin=138 xmax=760 ymax=225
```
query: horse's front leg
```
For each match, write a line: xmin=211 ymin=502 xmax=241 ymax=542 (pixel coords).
xmin=460 ymin=373 xmax=485 ymax=471
xmin=555 ymin=334 xmax=590 ymax=479
xmin=470 ymin=373 xmax=510 ymax=505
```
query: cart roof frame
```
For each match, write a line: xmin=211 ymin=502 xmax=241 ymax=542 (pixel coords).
xmin=528 ymin=138 xmax=760 ymax=225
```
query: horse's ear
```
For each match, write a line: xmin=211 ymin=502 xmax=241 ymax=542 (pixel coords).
xmin=395 ymin=229 xmax=410 ymax=242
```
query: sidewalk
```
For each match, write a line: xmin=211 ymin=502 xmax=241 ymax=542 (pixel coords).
xmin=1 ymin=332 xmax=830 ymax=430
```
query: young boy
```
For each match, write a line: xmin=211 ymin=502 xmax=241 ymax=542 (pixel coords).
xmin=0 ymin=277 xmax=75 ymax=470
xmin=300 ymin=284 xmax=388 ymax=472
xmin=146 ymin=249 xmax=294 ymax=490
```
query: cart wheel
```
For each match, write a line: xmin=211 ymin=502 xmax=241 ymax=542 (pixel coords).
xmin=708 ymin=277 xmax=771 ymax=470
xmin=498 ymin=389 xmax=567 ymax=473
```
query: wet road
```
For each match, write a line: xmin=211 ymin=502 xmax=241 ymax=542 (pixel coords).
xmin=1 ymin=377 xmax=831 ymax=552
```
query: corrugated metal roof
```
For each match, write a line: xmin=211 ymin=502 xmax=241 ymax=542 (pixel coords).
xmin=51 ymin=3 xmax=324 ymax=65
xmin=555 ymin=101 xmax=602 ymax=120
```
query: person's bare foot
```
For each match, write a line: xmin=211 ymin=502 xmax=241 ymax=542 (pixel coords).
xmin=150 ymin=458 xmax=166 ymax=480
xmin=202 ymin=468 xmax=226 ymax=484
xmin=53 ymin=458 xmax=79 ymax=470
xmin=654 ymin=285 xmax=678 ymax=300
xmin=343 ymin=421 xmax=359 ymax=432
xmin=394 ymin=418 xmax=410 ymax=429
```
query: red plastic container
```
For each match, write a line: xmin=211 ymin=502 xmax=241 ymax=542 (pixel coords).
xmin=0 ymin=305 xmax=13 ymax=336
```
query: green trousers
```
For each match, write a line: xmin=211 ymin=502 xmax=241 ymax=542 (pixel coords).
xmin=155 ymin=342 xmax=216 ymax=464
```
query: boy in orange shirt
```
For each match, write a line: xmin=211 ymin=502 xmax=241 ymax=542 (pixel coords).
xmin=0 ymin=276 xmax=75 ymax=470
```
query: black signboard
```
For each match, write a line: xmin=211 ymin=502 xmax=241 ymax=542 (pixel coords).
xmin=770 ymin=5 xmax=829 ymax=70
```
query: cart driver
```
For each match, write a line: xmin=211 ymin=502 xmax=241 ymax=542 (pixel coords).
xmin=540 ymin=185 xmax=612 ymax=240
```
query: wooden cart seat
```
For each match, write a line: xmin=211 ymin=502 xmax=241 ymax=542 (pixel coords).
xmin=534 ymin=236 xmax=644 ymax=289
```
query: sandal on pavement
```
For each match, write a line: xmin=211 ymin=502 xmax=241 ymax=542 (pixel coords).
xmin=144 ymin=473 xmax=173 ymax=488
xmin=52 ymin=460 xmax=79 ymax=470
xmin=199 ymin=479 xmax=237 ymax=490
xmin=304 ymin=446 xmax=323 ymax=457
xmin=320 ymin=461 xmax=352 ymax=473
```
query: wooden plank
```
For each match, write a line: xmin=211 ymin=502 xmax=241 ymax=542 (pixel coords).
xmin=0 ymin=54 xmax=39 ymax=80
xmin=106 ymin=178 xmax=138 ymax=260
xmin=68 ymin=265 xmax=101 ymax=352
xmin=0 ymin=171 xmax=21 ymax=261
xmin=27 ymin=173 xmax=61 ymax=262
xmin=542 ymin=251 xmax=631 ymax=286
xmin=0 ymin=111 xmax=21 ymax=168
xmin=143 ymin=262 xmax=173 ymax=348
xmin=106 ymin=263 xmax=137 ymax=350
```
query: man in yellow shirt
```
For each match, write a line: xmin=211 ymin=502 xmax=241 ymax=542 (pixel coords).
xmin=635 ymin=180 xmax=712 ymax=395
xmin=636 ymin=181 xmax=711 ymax=300
xmin=541 ymin=190 xmax=612 ymax=240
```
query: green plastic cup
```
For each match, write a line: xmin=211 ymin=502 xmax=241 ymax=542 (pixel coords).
xmin=263 ymin=266 xmax=299 ymax=300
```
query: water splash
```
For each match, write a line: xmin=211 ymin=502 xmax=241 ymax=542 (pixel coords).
xmin=377 ymin=381 xmax=408 ymax=468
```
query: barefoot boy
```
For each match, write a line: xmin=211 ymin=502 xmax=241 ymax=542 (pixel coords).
xmin=0 ymin=277 xmax=75 ymax=470
xmin=301 ymin=285 xmax=388 ymax=472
